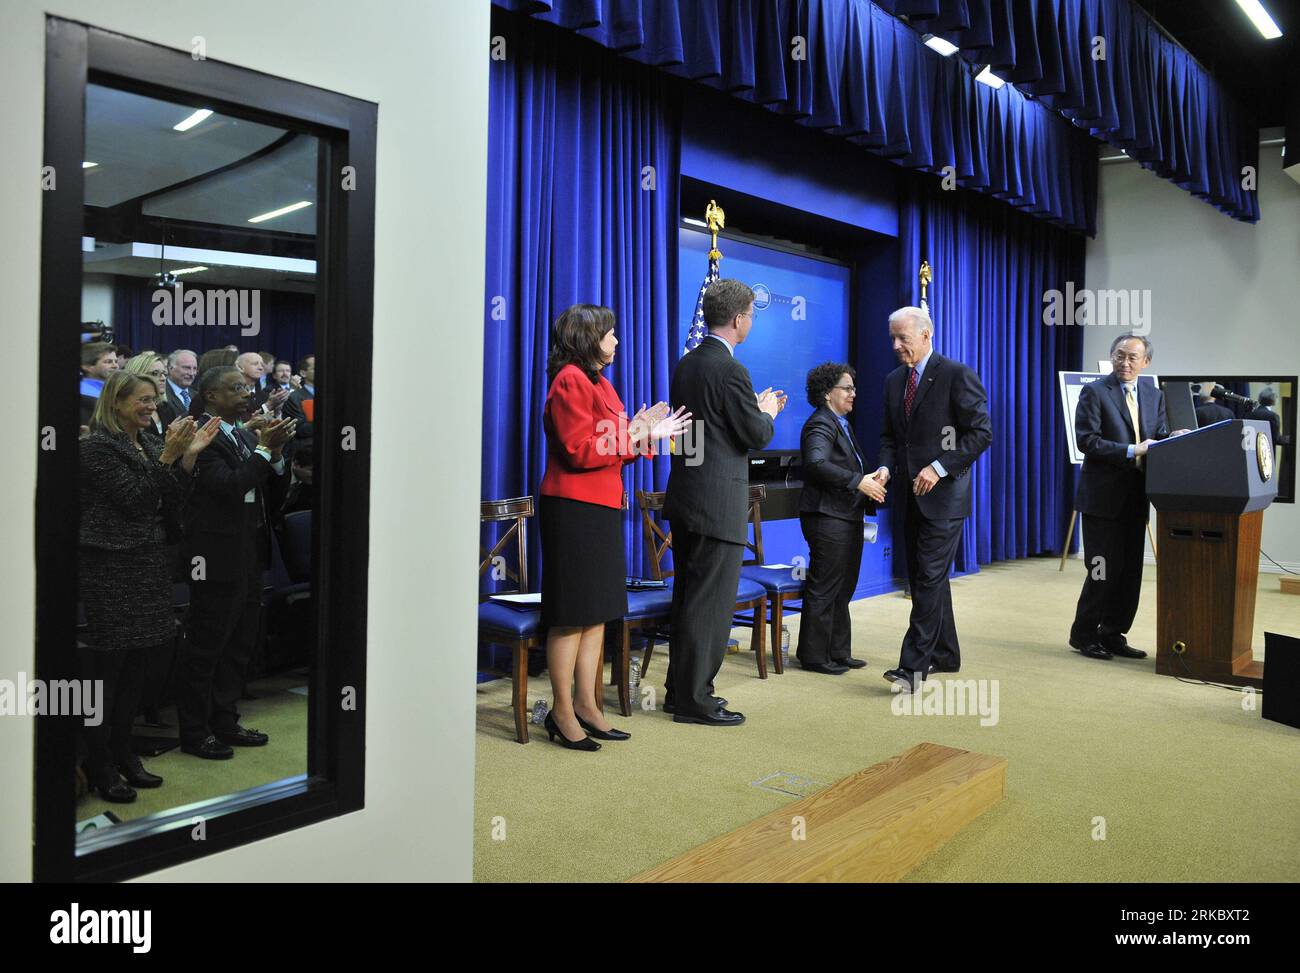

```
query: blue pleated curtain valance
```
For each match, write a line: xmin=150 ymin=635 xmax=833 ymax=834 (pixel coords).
xmin=888 ymin=0 xmax=1258 ymax=222
xmin=493 ymin=0 xmax=1100 ymax=234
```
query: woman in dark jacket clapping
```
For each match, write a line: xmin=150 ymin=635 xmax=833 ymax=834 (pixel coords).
xmin=79 ymin=372 xmax=221 ymax=802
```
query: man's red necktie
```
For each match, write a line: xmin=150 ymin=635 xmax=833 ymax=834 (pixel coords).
xmin=903 ymin=367 xmax=919 ymax=418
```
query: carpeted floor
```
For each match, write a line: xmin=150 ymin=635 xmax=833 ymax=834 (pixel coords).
xmin=473 ymin=556 xmax=1300 ymax=883
xmin=76 ymin=673 xmax=308 ymax=832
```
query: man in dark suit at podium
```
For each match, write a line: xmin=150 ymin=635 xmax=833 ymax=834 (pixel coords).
xmin=874 ymin=307 xmax=992 ymax=692
xmin=1069 ymin=334 xmax=1169 ymax=661
xmin=664 ymin=279 xmax=785 ymax=726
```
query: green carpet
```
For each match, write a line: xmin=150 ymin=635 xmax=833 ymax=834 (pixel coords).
xmin=473 ymin=557 xmax=1300 ymax=882
xmin=77 ymin=674 xmax=308 ymax=832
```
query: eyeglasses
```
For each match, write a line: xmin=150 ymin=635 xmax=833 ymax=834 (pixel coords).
xmin=1111 ymin=352 xmax=1145 ymax=364
xmin=146 ymin=370 xmax=167 ymax=378
xmin=225 ymin=383 xmax=254 ymax=393
xmin=833 ymin=385 xmax=856 ymax=393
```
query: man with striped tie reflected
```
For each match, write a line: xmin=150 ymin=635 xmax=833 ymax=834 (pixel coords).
xmin=874 ymin=307 xmax=992 ymax=692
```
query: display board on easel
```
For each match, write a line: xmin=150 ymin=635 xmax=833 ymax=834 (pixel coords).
xmin=1057 ymin=370 xmax=1161 ymax=568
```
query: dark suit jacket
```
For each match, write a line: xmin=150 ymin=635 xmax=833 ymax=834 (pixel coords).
xmin=158 ymin=384 xmax=189 ymax=427
xmin=1195 ymin=401 xmax=1235 ymax=427
xmin=283 ymin=387 xmax=315 ymax=442
xmin=1074 ymin=373 xmax=1168 ymax=521
xmin=664 ymin=337 xmax=775 ymax=545
xmin=185 ymin=423 xmax=289 ymax=584
xmin=1250 ymin=405 xmax=1282 ymax=446
xmin=799 ymin=405 xmax=872 ymax=521
xmin=876 ymin=352 xmax=992 ymax=520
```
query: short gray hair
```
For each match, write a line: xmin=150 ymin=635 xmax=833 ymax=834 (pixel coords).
xmin=167 ymin=348 xmax=197 ymax=366
xmin=889 ymin=306 xmax=934 ymax=336
xmin=1109 ymin=332 xmax=1153 ymax=361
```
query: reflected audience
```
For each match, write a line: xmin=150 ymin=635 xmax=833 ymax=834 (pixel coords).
xmin=80 ymin=341 xmax=119 ymax=426
xmin=122 ymin=352 xmax=170 ymax=435
xmin=160 ymin=349 xmax=198 ymax=426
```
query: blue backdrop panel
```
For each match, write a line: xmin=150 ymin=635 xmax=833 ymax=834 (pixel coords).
xmin=677 ymin=228 xmax=850 ymax=452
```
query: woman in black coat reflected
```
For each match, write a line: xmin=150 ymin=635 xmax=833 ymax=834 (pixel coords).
xmin=795 ymin=363 xmax=886 ymax=674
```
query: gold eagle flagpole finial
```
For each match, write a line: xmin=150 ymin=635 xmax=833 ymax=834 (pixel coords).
xmin=919 ymin=260 xmax=932 ymax=312
xmin=706 ymin=200 xmax=725 ymax=261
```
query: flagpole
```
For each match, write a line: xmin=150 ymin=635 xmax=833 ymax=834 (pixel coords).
xmin=919 ymin=259 xmax=931 ymax=313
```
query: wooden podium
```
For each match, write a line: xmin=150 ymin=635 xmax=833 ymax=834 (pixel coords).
xmin=1146 ymin=420 xmax=1277 ymax=687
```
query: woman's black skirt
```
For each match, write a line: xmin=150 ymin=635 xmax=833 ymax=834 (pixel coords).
xmin=539 ymin=494 xmax=628 ymax=628
xmin=79 ymin=544 xmax=174 ymax=652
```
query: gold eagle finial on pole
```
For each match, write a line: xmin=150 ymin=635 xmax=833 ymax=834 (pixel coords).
xmin=919 ymin=260 xmax=932 ymax=312
xmin=706 ymin=200 xmax=725 ymax=261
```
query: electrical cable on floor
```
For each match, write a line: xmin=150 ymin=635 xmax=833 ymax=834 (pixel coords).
xmin=1170 ymin=646 xmax=1263 ymax=693
xmin=1260 ymin=549 xmax=1298 ymax=575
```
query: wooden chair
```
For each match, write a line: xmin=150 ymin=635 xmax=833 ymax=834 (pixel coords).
xmin=626 ymin=491 xmax=768 ymax=706
xmin=739 ymin=484 xmax=804 ymax=675
xmin=478 ymin=497 xmax=543 ymax=743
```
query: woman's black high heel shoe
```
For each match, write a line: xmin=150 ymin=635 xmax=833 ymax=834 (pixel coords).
xmin=575 ymin=713 xmax=631 ymax=741
xmin=544 ymin=711 xmax=600 ymax=751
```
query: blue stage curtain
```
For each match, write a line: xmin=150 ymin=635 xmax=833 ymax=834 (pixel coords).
xmin=109 ymin=276 xmax=316 ymax=364
xmin=893 ymin=0 xmax=1259 ymax=223
xmin=484 ymin=10 xmax=680 ymax=585
xmin=494 ymin=0 xmax=1098 ymax=234
xmin=898 ymin=173 xmax=1084 ymax=570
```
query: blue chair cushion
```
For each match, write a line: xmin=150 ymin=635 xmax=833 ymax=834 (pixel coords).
xmin=740 ymin=564 xmax=805 ymax=595
xmin=479 ymin=601 xmax=543 ymax=639
xmin=735 ymin=576 xmax=768 ymax=604
xmin=625 ymin=581 xmax=674 ymax=620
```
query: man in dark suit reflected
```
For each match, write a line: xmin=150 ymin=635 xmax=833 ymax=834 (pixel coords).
xmin=1069 ymin=334 xmax=1170 ymax=661
xmin=664 ymin=280 xmax=785 ymax=726
xmin=874 ymin=307 xmax=992 ymax=692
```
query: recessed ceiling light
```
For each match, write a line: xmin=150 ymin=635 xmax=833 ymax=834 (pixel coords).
xmin=975 ymin=65 xmax=1006 ymax=89
xmin=924 ymin=35 xmax=959 ymax=56
xmin=1233 ymin=0 xmax=1283 ymax=39
xmin=82 ymin=161 xmax=98 ymax=169
xmin=156 ymin=266 xmax=208 ymax=276
xmin=173 ymin=108 xmax=214 ymax=132
xmin=248 ymin=200 xmax=313 ymax=224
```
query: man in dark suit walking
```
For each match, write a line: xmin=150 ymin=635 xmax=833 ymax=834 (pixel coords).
xmin=1069 ymin=333 xmax=1170 ymax=661
xmin=874 ymin=307 xmax=992 ymax=692
xmin=176 ymin=366 xmax=295 ymax=758
xmin=796 ymin=362 xmax=887 ymax=674
xmin=664 ymin=279 xmax=785 ymax=726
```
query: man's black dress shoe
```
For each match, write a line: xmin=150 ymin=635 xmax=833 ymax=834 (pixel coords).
xmin=116 ymin=754 xmax=163 ymax=788
xmin=181 ymin=735 xmax=235 ymax=759
xmin=663 ymin=695 xmax=726 ymax=715
xmin=882 ymin=668 xmax=923 ymax=692
xmin=575 ymin=713 xmax=631 ymax=741
xmin=836 ymin=657 xmax=868 ymax=669
xmin=673 ymin=708 xmax=745 ymax=726
xmin=214 ymin=725 xmax=269 ymax=747
xmin=800 ymin=661 xmax=849 ymax=675
xmin=1105 ymin=641 xmax=1147 ymax=659
xmin=1074 ymin=642 xmax=1113 ymax=660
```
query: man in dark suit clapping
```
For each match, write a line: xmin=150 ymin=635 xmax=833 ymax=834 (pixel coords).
xmin=1069 ymin=334 xmax=1170 ymax=661
xmin=874 ymin=307 xmax=992 ymax=692
xmin=176 ymin=366 xmax=294 ymax=759
xmin=664 ymin=279 xmax=785 ymax=726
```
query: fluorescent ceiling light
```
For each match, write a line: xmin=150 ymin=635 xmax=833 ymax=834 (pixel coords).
xmin=924 ymin=35 xmax=959 ymax=56
xmin=682 ymin=217 xmax=708 ymax=228
xmin=82 ymin=161 xmax=98 ymax=169
xmin=1233 ymin=0 xmax=1283 ymax=39
xmin=156 ymin=266 xmax=208 ymax=276
xmin=975 ymin=65 xmax=1006 ymax=88
xmin=173 ymin=108 xmax=214 ymax=132
xmin=248 ymin=200 xmax=313 ymax=224
xmin=85 ymin=242 xmax=317 ymax=276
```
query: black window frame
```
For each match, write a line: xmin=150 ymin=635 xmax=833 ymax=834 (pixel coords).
xmin=36 ymin=16 xmax=375 ymax=883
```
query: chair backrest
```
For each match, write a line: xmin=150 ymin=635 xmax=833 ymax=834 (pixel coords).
xmin=480 ymin=496 xmax=534 ymax=601
xmin=741 ymin=483 xmax=768 ymax=567
xmin=635 ymin=490 xmax=672 ymax=581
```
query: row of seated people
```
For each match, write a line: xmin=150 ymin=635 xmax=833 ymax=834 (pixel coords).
xmin=77 ymin=356 xmax=316 ymax=805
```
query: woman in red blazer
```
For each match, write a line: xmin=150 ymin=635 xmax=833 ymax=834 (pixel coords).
xmin=539 ymin=304 xmax=689 ymax=751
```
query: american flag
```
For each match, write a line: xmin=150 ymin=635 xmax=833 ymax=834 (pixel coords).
xmin=683 ymin=253 xmax=720 ymax=354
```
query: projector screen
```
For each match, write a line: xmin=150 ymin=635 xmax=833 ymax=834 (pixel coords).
xmin=677 ymin=227 xmax=851 ymax=451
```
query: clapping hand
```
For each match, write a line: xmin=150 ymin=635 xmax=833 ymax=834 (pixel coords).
xmin=266 ymin=387 xmax=291 ymax=413
xmin=162 ymin=416 xmax=198 ymax=463
xmin=756 ymin=387 xmax=787 ymax=419
xmin=629 ymin=401 xmax=672 ymax=445
xmin=648 ymin=405 xmax=692 ymax=442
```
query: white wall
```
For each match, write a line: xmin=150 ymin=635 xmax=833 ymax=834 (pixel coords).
xmin=82 ymin=273 xmax=114 ymax=329
xmin=0 ymin=0 xmax=487 ymax=881
xmin=1084 ymin=137 xmax=1300 ymax=569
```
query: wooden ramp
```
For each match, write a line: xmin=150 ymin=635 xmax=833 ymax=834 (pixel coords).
xmin=630 ymin=742 xmax=1006 ymax=883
